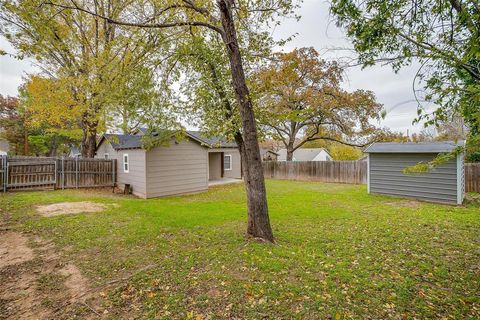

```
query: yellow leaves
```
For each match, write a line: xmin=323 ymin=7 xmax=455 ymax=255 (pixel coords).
xmin=23 ymin=75 xmax=85 ymax=130
xmin=186 ymin=311 xmax=204 ymax=320
xmin=330 ymin=144 xmax=362 ymax=160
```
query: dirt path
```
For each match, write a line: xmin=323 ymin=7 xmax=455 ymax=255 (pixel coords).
xmin=0 ymin=227 xmax=100 ymax=319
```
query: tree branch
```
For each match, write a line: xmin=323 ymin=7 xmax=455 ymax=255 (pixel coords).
xmin=42 ymin=1 xmax=225 ymax=36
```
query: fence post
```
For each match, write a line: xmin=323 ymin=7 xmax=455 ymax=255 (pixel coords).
xmin=5 ymin=156 xmax=8 ymax=192
xmin=111 ymin=159 xmax=115 ymax=188
xmin=61 ymin=157 xmax=65 ymax=190
xmin=75 ymin=156 xmax=79 ymax=189
xmin=2 ymin=156 xmax=6 ymax=192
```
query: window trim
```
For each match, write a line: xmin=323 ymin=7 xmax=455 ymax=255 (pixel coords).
xmin=104 ymin=153 xmax=109 ymax=160
xmin=123 ymin=153 xmax=129 ymax=173
xmin=224 ymin=154 xmax=232 ymax=171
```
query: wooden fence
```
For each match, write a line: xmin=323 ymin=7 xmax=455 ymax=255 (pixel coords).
xmin=263 ymin=161 xmax=480 ymax=192
xmin=0 ymin=156 xmax=116 ymax=192
xmin=263 ymin=160 xmax=368 ymax=184
xmin=465 ymin=163 xmax=480 ymax=193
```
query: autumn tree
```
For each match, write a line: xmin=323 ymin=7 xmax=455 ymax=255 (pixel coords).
xmin=1 ymin=0 xmax=163 ymax=157
xmin=45 ymin=0 xmax=299 ymax=242
xmin=255 ymin=47 xmax=383 ymax=161
xmin=0 ymin=95 xmax=27 ymax=155
xmin=330 ymin=0 xmax=480 ymax=153
xmin=0 ymin=90 xmax=77 ymax=156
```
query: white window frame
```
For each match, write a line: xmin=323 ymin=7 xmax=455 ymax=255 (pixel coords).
xmin=224 ymin=154 xmax=232 ymax=171
xmin=104 ymin=153 xmax=109 ymax=160
xmin=123 ymin=153 xmax=129 ymax=173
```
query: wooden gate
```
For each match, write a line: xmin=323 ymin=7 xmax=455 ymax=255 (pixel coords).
xmin=7 ymin=157 xmax=57 ymax=190
xmin=0 ymin=156 xmax=116 ymax=192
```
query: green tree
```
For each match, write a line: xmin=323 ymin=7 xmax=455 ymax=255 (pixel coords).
xmin=1 ymin=0 xmax=162 ymax=157
xmin=330 ymin=0 xmax=480 ymax=147
xmin=46 ymin=0 xmax=299 ymax=242
xmin=329 ymin=144 xmax=362 ymax=160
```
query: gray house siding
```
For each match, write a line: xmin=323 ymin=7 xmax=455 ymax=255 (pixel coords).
xmin=208 ymin=148 xmax=241 ymax=179
xmin=95 ymin=142 xmax=147 ymax=198
xmin=369 ymin=153 xmax=458 ymax=204
xmin=145 ymin=139 xmax=208 ymax=198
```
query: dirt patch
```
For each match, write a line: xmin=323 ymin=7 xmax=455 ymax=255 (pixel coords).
xmin=59 ymin=263 xmax=89 ymax=301
xmin=0 ymin=230 xmax=97 ymax=319
xmin=36 ymin=201 xmax=107 ymax=217
xmin=0 ymin=232 xmax=34 ymax=269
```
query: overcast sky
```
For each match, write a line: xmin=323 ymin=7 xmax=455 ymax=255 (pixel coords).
xmin=0 ymin=0 xmax=432 ymax=134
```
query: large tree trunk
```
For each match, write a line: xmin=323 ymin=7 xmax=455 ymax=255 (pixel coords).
xmin=81 ymin=126 xmax=97 ymax=158
xmin=217 ymin=0 xmax=274 ymax=242
xmin=286 ymin=142 xmax=294 ymax=161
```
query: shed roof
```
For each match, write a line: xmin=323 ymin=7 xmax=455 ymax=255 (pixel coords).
xmin=364 ymin=141 xmax=464 ymax=153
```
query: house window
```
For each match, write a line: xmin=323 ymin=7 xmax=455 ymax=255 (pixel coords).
xmin=104 ymin=153 xmax=109 ymax=160
xmin=224 ymin=154 xmax=232 ymax=171
xmin=123 ymin=154 xmax=129 ymax=173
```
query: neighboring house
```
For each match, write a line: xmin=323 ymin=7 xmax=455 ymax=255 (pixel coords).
xmin=365 ymin=141 xmax=465 ymax=205
xmin=68 ymin=146 xmax=81 ymax=158
xmin=260 ymin=148 xmax=279 ymax=161
xmin=277 ymin=148 xmax=332 ymax=161
xmin=95 ymin=130 xmax=242 ymax=198
xmin=0 ymin=138 xmax=9 ymax=156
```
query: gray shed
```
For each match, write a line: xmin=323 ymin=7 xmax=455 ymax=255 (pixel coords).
xmin=364 ymin=141 xmax=465 ymax=205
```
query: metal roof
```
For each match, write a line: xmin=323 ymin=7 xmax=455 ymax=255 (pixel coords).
xmin=364 ymin=141 xmax=465 ymax=153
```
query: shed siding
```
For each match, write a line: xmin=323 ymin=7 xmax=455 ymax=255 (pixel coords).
xmin=209 ymin=148 xmax=242 ymax=179
xmin=95 ymin=142 xmax=147 ymax=198
xmin=369 ymin=153 xmax=458 ymax=204
xmin=145 ymin=139 xmax=208 ymax=198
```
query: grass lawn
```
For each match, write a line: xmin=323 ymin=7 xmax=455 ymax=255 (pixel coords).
xmin=1 ymin=180 xmax=480 ymax=319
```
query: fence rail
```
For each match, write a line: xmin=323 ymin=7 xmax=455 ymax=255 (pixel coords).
xmin=0 ymin=156 xmax=116 ymax=192
xmin=263 ymin=161 xmax=480 ymax=192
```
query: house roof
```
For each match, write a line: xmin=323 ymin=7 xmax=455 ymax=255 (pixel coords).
xmin=102 ymin=134 xmax=143 ymax=150
xmin=98 ymin=130 xmax=237 ymax=151
xmin=364 ymin=141 xmax=465 ymax=153
xmin=186 ymin=131 xmax=238 ymax=148
xmin=277 ymin=148 xmax=330 ymax=161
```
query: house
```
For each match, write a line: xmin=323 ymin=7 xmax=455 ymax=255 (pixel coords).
xmin=260 ymin=148 xmax=279 ymax=161
xmin=95 ymin=130 xmax=242 ymax=198
xmin=277 ymin=148 xmax=332 ymax=161
xmin=68 ymin=146 xmax=81 ymax=158
xmin=364 ymin=141 xmax=465 ymax=205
